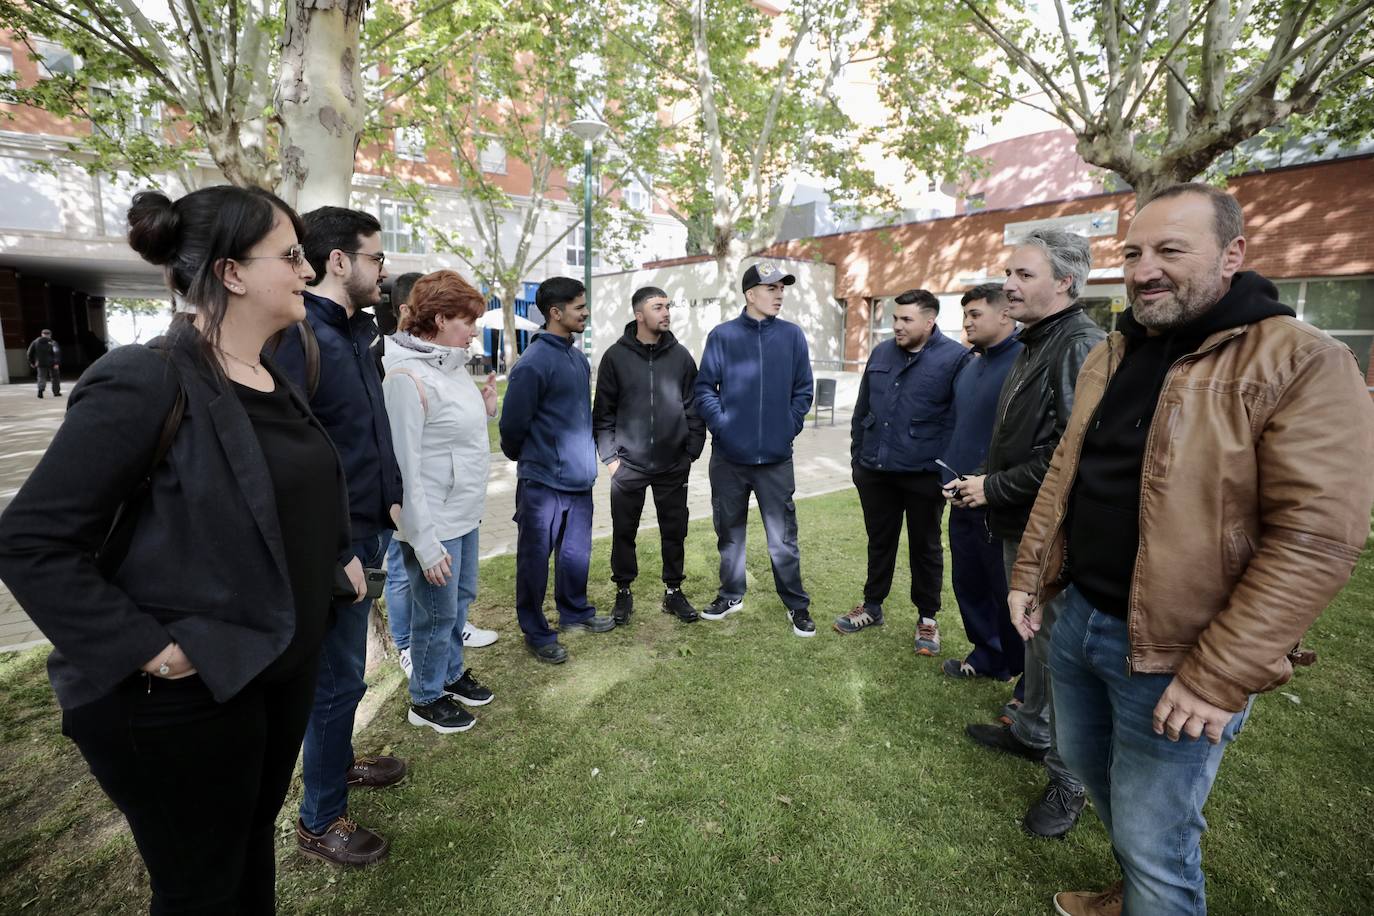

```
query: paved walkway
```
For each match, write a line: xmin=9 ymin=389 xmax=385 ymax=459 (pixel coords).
xmin=0 ymin=381 xmax=857 ymax=652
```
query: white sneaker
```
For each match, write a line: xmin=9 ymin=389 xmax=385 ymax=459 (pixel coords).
xmin=463 ymin=622 xmax=499 ymax=648
xmin=398 ymin=647 xmax=412 ymax=679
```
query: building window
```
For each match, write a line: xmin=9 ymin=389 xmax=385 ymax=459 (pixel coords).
xmin=927 ymin=177 xmax=938 ymax=193
xmin=380 ymin=200 xmax=426 ymax=254
xmin=478 ymin=137 xmax=506 ymax=174
xmin=394 ymin=126 xmax=426 ymax=162
xmin=0 ymin=48 xmax=15 ymax=102
xmin=625 ymin=178 xmax=652 ymax=213
xmin=565 ymin=224 xmax=599 ymax=268
xmin=1274 ymin=277 xmax=1374 ymax=376
xmin=965 ymin=192 xmax=986 ymax=211
xmin=91 ymin=86 xmax=161 ymax=140
xmin=33 ymin=39 xmax=78 ymax=78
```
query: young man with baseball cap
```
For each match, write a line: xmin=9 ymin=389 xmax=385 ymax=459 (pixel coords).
xmin=695 ymin=261 xmax=815 ymax=636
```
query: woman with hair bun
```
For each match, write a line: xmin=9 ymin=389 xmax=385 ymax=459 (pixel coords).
xmin=0 ymin=185 xmax=352 ymax=913
xmin=382 ymin=269 xmax=498 ymax=734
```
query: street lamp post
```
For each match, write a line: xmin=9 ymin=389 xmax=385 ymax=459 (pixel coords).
xmin=567 ymin=118 xmax=608 ymax=355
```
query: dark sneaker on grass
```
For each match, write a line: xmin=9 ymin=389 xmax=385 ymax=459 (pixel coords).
xmin=346 ymin=755 xmax=407 ymax=789
xmin=834 ymin=604 xmax=882 ymax=634
xmin=942 ymin=658 xmax=1012 ymax=680
xmin=408 ymin=696 xmax=475 ymax=734
xmin=965 ymin=722 xmax=1047 ymax=763
xmin=1024 ymin=779 xmax=1086 ymax=839
xmin=296 ymin=816 xmax=389 ymax=867
xmin=788 ymin=607 xmax=817 ymax=637
xmin=562 ymin=614 xmax=616 ymax=634
xmin=613 ymin=587 xmax=634 ymax=625
xmin=529 ymin=641 xmax=568 ymax=664
xmin=444 ymin=668 xmax=493 ymax=706
xmin=914 ymin=619 xmax=941 ymax=655
xmin=701 ymin=596 xmax=743 ymax=620
xmin=662 ymin=588 xmax=700 ymax=622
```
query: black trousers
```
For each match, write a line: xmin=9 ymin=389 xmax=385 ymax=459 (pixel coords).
xmin=62 ymin=662 xmax=318 ymax=915
xmin=610 ymin=462 xmax=690 ymax=588
xmin=852 ymin=465 xmax=946 ymax=616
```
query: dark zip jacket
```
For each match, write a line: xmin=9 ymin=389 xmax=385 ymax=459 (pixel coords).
xmin=851 ymin=327 xmax=970 ymax=472
xmin=695 ymin=308 xmax=813 ymax=466
xmin=275 ymin=291 xmax=403 ymax=546
xmin=1068 ymin=272 xmax=1295 ymax=616
xmin=28 ymin=336 xmax=60 ymax=368
xmin=499 ymin=331 xmax=598 ymax=492
xmin=593 ymin=322 xmax=706 ymax=474
xmin=944 ymin=330 xmax=1023 ymax=483
xmin=982 ymin=304 xmax=1105 ymax=540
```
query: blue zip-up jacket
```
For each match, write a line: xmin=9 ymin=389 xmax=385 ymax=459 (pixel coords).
xmin=851 ymin=327 xmax=970 ymax=473
xmin=499 ymin=331 xmax=598 ymax=492
xmin=695 ymin=309 xmax=813 ymax=466
xmin=943 ymin=331 xmax=1023 ymax=484
xmin=274 ymin=291 xmax=403 ymax=544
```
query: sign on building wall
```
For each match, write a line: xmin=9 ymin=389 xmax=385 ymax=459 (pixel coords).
xmin=1003 ymin=210 xmax=1118 ymax=246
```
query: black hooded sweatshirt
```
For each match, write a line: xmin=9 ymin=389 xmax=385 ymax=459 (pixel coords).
xmin=593 ymin=322 xmax=707 ymax=474
xmin=1067 ymin=271 xmax=1295 ymax=618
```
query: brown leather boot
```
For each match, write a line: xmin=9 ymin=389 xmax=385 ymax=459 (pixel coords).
xmin=296 ymin=817 xmax=389 ymax=867
xmin=1053 ymin=881 xmax=1123 ymax=916
xmin=346 ymin=755 xmax=407 ymax=789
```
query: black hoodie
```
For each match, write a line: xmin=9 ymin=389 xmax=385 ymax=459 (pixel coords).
xmin=592 ymin=322 xmax=707 ymax=474
xmin=1067 ymin=271 xmax=1295 ymax=617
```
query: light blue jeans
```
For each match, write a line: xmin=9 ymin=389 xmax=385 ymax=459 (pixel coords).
xmin=384 ymin=538 xmax=412 ymax=650
xmin=400 ymin=530 xmax=479 ymax=706
xmin=1050 ymin=584 xmax=1253 ymax=915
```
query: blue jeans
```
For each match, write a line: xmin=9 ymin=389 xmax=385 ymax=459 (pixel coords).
xmin=400 ymin=530 xmax=478 ymax=705
xmin=514 ymin=480 xmax=595 ymax=646
xmin=384 ymin=538 xmax=412 ymax=650
xmin=299 ymin=531 xmax=390 ymax=835
xmin=1050 ymin=585 xmax=1253 ymax=915
xmin=709 ymin=454 xmax=809 ymax=612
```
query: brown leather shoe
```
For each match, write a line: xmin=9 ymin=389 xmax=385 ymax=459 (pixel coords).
xmin=1053 ymin=880 xmax=1123 ymax=916
xmin=346 ymin=755 xmax=407 ymax=789
xmin=296 ymin=817 xmax=389 ymax=867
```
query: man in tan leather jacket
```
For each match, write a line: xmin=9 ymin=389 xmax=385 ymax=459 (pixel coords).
xmin=1009 ymin=183 xmax=1374 ymax=916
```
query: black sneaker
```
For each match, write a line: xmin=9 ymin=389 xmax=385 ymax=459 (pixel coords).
xmin=964 ymin=722 xmax=1047 ymax=763
xmin=1023 ymin=779 xmax=1086 ymax=838
xmin=443 ymin=668 xmax=493 ymax=707
xmin=788 ymin=607 xmax=817 ymax=637
xmin=661 ymin=588 xmax=699 ymax=622
xmin=528 ymin=641 xmax=568 ymax=664
xmin=613 ymin=587 xmax=633 ymax=625
xmin=562 ymin=614 xmax=616 ymax=634
xmin=407 ymin=696 xmax=475 ymax=734
xmin=700 ymin=596 xmax=743 ymax=620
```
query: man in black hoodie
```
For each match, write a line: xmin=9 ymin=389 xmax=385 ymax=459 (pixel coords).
xmin=593 ymin=286 xmax=707 ymax=624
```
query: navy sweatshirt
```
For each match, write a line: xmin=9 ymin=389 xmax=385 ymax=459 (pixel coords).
xmin=943 ymin=331 xmax=1023 ymax=484
xmin=695 ymin=309 xmax=813 ymax=466
xmin=499 ymin=331 xmax=598 ymax=492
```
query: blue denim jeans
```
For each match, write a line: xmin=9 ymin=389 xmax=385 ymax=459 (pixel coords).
xmin=299 ymin=531 xmax=390 ymax=834
xmin=384 ymin=537 xmax=412 ymax=650
xmin=400 ymin=530 xmax=478 ymax=705
xmin=1050 ymin=585 xmax=1253 ymax=915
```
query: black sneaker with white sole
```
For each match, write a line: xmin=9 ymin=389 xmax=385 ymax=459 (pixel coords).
xmin=661 ymin=588 xmax=700 ymax=622
xmin=408 ymin=696 xmax=475 ymax=734
xmin=788 ymin=607 xmax=817 ymax=637
xmin=700 ymin=596 xmax=743 ymax=620
xmin=443 ymin=668 xmax=493 ymax=706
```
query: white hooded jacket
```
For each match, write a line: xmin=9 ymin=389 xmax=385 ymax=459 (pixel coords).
xmin=382 ymin=331 xmax=491 ymax=568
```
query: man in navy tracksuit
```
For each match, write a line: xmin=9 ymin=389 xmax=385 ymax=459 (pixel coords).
xmin=500 ymin=277 xmax=615 ymax=664
xmin=836 ymin=289 xmax=969 ymax=654
xmin=695 ymin=261 xmax=815 ymax=637
xmin=940 ymin=284 xmax=1025 ymax=686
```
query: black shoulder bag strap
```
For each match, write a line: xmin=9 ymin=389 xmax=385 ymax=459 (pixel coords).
xmin=94 ymin=351 xmax=187 ymax=576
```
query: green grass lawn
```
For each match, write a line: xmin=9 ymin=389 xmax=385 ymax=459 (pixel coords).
xmin=2 ymin=491 xmax=1372 ymax=914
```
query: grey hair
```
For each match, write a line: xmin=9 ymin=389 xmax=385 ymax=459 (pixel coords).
xmin=1017 ymin=228 xmax=1092 ymax=300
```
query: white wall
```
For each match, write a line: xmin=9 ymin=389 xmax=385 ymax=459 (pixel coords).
xmin=587 ymin=256 xmax=842 ymax=368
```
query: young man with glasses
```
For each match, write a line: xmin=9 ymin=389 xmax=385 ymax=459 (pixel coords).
xmin=275 ymin=207 xmax=406 ymax=868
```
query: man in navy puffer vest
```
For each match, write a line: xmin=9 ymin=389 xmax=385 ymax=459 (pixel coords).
xmin=835 ymin=289 xmax=969 ymax=654
xmin=695 ymin=262 xmax=816 ymax=637
xmin=500 ymin=277 xmax=616 ymax=664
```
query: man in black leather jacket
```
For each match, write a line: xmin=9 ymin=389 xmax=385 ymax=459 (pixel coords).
xmin=947 ymin=227 xmax=1106 ymax=839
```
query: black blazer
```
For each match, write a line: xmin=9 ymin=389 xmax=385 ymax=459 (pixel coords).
xmin=0 ymin=327 xmax=351 ymax=710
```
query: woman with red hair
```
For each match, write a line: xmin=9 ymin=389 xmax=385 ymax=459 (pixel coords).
xmin=383 ymin=270 xmax=499 ymax=733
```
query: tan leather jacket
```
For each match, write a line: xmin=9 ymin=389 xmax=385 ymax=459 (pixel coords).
xmin=1010 ymin=316 xmax=1374 ymax=711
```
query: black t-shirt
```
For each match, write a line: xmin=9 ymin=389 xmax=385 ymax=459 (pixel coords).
xmin=233 ymin=380 xmax=342 ymax=681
